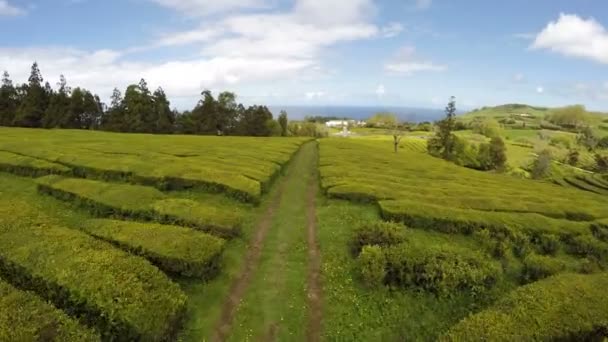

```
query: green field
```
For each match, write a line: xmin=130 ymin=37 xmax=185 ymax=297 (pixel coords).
xmin=1 ymin=126 xmax=608 ymax=340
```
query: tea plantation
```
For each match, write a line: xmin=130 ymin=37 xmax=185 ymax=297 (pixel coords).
xmin=1 ymin=127 xmax=608 ymax=340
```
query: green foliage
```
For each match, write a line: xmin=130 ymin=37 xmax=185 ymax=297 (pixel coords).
xmin=265 ymin=119 xmax=282 ymax=136
xmin=428 ymin=97 xmax=457 ymax=160
xmin=13 ymin=62 xmax=47 ymax=128
xmin=0 ymin=71 xmax=18 ymax=126
xmin=358 ymin=245 xmax=386 ymax=287
xmin=531 ymin=149 xmax=552 ymax=179
xmin=546 ymin=105 xmax=590 ymax=129
xmin=567 ymin=149 xmax=580 ymax=166
xmin=278 ymin=110 xmax=288 ymax=136
xmin=595 ymin=153 xmax=608 ymax=172
xmin=351 ymin=221 xmax=407 ymax=255
xmin=0 ymin=150 xmax=71 ymax=177
xmin=382 ymin=240 xmax=502 ymax=296
xmin=37 ymin=176 xmax=244 ymax=238
xmin=521 ymin=254 xmax=566 ymax=283
xmin=0 ymin=279 xmax=100 ymax=341
xmin=477 ymin=136 xmax=507 ymax=171
xmin=578 ymin=126 xmax=599 ymax=151
xmin=366 ymin=112 xmax=398 ymax=128
xmin=471 ymin=118 xmax=502 ymax=138
xmin=442 ymin=273 xmax=608 ymax=341
xmin=0 ymin=200 xmax=187 ymax=341
xmin=83 ymin=219 xmax=226 ymax=278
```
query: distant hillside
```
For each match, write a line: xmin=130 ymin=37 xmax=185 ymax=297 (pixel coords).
xmin=461 ymin=104 xmax=549 ymax=122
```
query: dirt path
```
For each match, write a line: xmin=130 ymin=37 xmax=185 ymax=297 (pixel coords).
xmin=212 ymin=141 xmax=322 ymax=341
xmin=306 ymin=166 xmax=322 ymax=342
xmin=212 ymin=178 xmax=287 ymax=342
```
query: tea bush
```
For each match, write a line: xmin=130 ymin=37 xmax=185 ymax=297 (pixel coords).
xmin=37 ymin=175 xmax=243 ymax=238
xmin=351 ymin=221 xmax=407 ymax=255
xmin=83 ymin=219 xmax=226 ymax=279
xmin=0 ymin=279 xmax=100 ymax=341
xmin=358 ymin=245 xmax=386 ymax=287
xmin=521 ymin=254 xmax=566 ymax=283
xmin=442 ymin=273 xmax=608 ymax=341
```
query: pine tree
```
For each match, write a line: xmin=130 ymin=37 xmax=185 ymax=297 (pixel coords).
xmin=428 ymin=96 xmax=457 ymax=160
xmin=43 ymin=75 xmax=71 ymax=128
xmin=102 ymin=88 xmax=126 ymax=131
xmin=0 ymin=71 xmax=18 ymax=126
xmin=14 ymin=62 xmax=47 ymax=127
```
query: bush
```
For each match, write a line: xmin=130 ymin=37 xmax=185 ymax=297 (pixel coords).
xmin=567 ymin=234 xmax=608 ymax=262
xmin=351 ymin=221 xmax=407 ymax=255
xmin=0 ymin=279 xmax=100 ymax=341
xmin=358 ymin=245 xmax=386 ymax=287
xmin=534 ymin=234 xmax=560 ymax=255
xmin=37 ymin=176 xmax=243 ymax=238
xmin=441 ymin=273 xmax=608 ymax=341
xmin=591 ymin=220 xmax=608 ymax=242
xmin=383 ymin=241 xmax=502 ymax=296
xmin=521 ymin=254 xmax=566 ymax=283
xmin=0 ymin=150 xmax=71 ymax=177
xmin=0 ymin=220 xmax=187 ymax=341
xmin=83 ymin=219 xmax=226 ymax=279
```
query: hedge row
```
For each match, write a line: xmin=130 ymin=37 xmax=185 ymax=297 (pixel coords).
xmin=83 ymin=219 xmax=225 ymax=279
xmin=441 ymin=273 xmax=608 ymax=341
xmin=358 ymin=240 xmax=501 ymax=296
xmin=351 ymin=221 xmax=407 ymax=255
xmin=0 ymin=219 xmax=187 ymax=341
xmin=576 ymin=174 xmax=608 ymax=191
xmin=37 ymin=175 xmax=243 ymax=238
xmin=379 ymin=199 xmax=589 ymax=240
xmin=0 ymin=279 xmax=100 ymax=341
xmin=0 ymin=150 xmax=71 ymax=177
xmin=564 ymin=177 xmax=608 ymax=195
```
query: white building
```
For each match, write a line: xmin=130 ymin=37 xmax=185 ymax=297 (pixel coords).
xmin=325 ymin=120 xmax=366 ymax=128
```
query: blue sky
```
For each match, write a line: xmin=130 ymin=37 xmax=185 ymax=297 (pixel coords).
xmin=1 ymin=0 xmax=607 ymax=111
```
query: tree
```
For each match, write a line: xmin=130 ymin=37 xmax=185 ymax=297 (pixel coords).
xmin=595 ymin=154 xmax=608 ymax=173
xmin=472 ymin=118 xmax=501 ymax=138
xmin=237 ymin=105 xmax=273 ymax=136
xmin=531 ymin=149 xmax=552 ymax=179
xmin=191 ymin=90 xmax=219 ymax=134
xmin=14 ymin=62 xmax=46 ymax=127
xmin=121 ymin=79 xmax=155 ymax=133
xmin=567 ymin=149 xmax=580 ymax=166
xmin=102 ymin=88 xmax=126 ymax=131
xmin=0 ymin=71 xmax=18 ymax=126
xmin=389 ymin=120 xmax=408 ymax=153
xmin=488 ymin=136 xmax=507 ymax=170
xmin=43 ymin=75 xmax=71 ymax=128
xmin=546 ymin=105 xmax=589 ymax=129
xmin=278 ymin=110 xmax=288 ymax=136
xmin=152 ymin=87 xmax=174 ymax=133
xmin=578 ymin=127 xmax=598 ymax=151
xmin=367 ymin=113 xmax=398 ymax=128
xmin=428 ymin=96 xmax=457 ymax=160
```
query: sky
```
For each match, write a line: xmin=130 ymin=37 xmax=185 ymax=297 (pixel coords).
xmin=0 ymin=0 xmax=608 ymax=111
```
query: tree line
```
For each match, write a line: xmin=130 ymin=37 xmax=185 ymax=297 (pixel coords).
xmin=0 ymin=62 xmax=289 ymax=136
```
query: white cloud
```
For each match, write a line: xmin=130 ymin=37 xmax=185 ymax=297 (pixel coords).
xmin=381 ymin=22 xmax=404 ymax=38
xmin=0 ymin=0 xmax=25 ymax=16
xmin=149 ymin=0 xmax=268 ymax=16
xmin=157 ymin=27 xmax=224 ymax=46
xmin=375 ymin=84 xmax=385 ymax=97
xmin=532 ymin=13 xmax=608 ymax=64
xmin=536 ymin=86 xmax=544 ymax=94
xmin=305 ymin=91 xmax=325 ymax=100
xmin=385 ymin=46 xmax=446 ymax=75
xmin=0 ymin=48 xmax=313 ymax=101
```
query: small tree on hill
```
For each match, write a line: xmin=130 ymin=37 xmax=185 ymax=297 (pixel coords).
xmin=577 ymin=127 xmax=598 ymax=151
xmin=428 ymin=96 xmax=457 ymax=159
xmin=567 ymin=149 xmax=580 ymax=166
xmin=278 ymin=110 xmax=288 ymax=136
xmin=532 ymin=149 xmax=552 ymax=179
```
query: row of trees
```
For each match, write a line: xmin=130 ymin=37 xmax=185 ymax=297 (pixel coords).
xmin=0 ymin=62 xmax=290 ymax=137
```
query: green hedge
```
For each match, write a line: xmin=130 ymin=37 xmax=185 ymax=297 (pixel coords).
xmin=591 ymin=219 xmax=608 ymax=242
xmin=0 ymin=221 xmax=187 ymax=341
xmin=83 ymin=219 xmax=225 ymax=279
xmin=441 ymin=273 xmax=608 ymax=341
xmin=0 ymin=279 xmax=100 ymax=341
xmin=379 ymin=241 xmax=501 ymax=296
xmin=566 ymin=234 xmax=608 ymax=262
xmin=0 ymin=150 xmax=71 ymax=177
xmin=351 ymin=221 xmax=407 ymax=255
xmin=380 ymin=199 xmax=589 ymax=241
xmin=37 ymin=175 xmax=243 ymax=238
xmin=521 ymin=254 xmax=566 ymax=283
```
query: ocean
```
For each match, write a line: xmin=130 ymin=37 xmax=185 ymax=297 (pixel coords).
xmin=269 ymin=105 xmax=448 ymax=123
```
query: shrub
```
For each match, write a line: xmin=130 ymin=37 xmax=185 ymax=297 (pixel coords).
xmin=0 ymin=279 xmax=100 ymax=341
xmin=37 ymin=176 xmax=243 ymax=238
xmin=358 ymin=245 xmax=386 ymax=287
xmin=531 ymin=149 xmax=552 ymax=179
xmin=534 ymin=234 xmax=560 ymax=255
xmin=566 ymin=234 xmax=608 ymax=262
xmin=83 ymin=219 xmax=226 ymax=279
xmin=0 ymin=209 xmax=187 ymax=341
xmin=521 ymin=254 xmax=566 ymax=283
xmin=382 ymin=241 xmax=502 ymax=296
xmin=591 ymin=220 xmax=608 ymax=242
xmin=0 ymin=150 xmax=71 ymax=177
xmin=351 ymin=221 xmax=407 ymax=255
xmin=441 ymin=273 xmax=608 ymax=341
